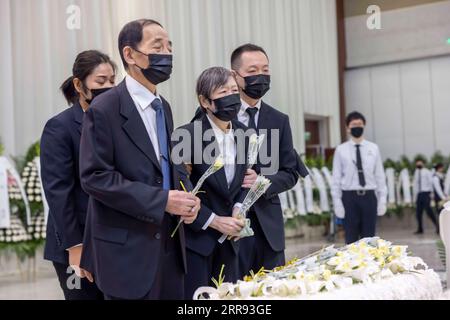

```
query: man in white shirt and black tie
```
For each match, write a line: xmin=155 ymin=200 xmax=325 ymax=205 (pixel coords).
xmin=413 ymin=159 xmax=439 ymax=234
xmin=331 ymin=112 xmax=387 ymax=244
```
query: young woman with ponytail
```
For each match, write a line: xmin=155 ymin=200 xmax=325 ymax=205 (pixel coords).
xmin=40 ymin=50 xmax=116 ymax=300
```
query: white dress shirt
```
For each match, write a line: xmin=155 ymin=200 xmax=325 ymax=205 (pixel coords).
xmin=413 ymin=168 xmax=434 ymax=200
xmin=433 ymin=172 xmax=447 ymax=200
xmin=206 ymin=115 xmax=236 ymax=186
xmin=237 ymin=99 xmax=262 ymax=127
xmin=202 ymin=116 xmax=238 ymax=230
xmin=125 ymin=75 xmax=161 ymax=163
xmin=331 ymin=139 xmax=387 ymax=218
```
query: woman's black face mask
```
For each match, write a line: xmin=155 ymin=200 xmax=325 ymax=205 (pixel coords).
xmin=85 ymin=87 xmax=113 ymax=105
xmin=210 ymin=93 xmax=241 ymax=121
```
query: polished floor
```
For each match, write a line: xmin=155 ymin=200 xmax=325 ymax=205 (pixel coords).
xmin=0 ymin=216 xmax=447 ymax=300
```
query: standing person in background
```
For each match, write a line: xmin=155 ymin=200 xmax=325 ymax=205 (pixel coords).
xmin=41 ymin=50 xmax=117 ymax=300
xmin=433 ymin=163 xmax=448 ymax=216
xmin=413 ymin=159 xmax=439 ymax=234
xmin=231 ymin=44 xmax=298 ymax=277
xmin=331 ymin=111 xmax=387 ymax=244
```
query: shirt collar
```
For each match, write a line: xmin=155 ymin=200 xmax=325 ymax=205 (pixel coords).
xmin=125 ymin=75 xmax=159 ymax=110
xmin=239 ymin=98 xmax=262 ymax=115
xmin=349 ymin=138 xmax=367 ymax=146
xmin=206 ymin=115 xmax=234 ymax=141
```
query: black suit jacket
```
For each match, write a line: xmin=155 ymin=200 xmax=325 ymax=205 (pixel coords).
xmin=41 ymin=103 xmax=88 ymax=264
xmin=244 ymin=101 xmax=298 ymax=252
xmin=79 ymin=80 xmax=189 ymax=299
xmin=174 ymin=116 xmax=248 ymax=257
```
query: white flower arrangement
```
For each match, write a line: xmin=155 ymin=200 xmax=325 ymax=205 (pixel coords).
xmin=21 ymin=160 xmax=46 ymax=240
xmin=22 ymin=161 xmax=43 ymax=204
xmin=0 ymin=216 xmax=31 ymax=243
xmin=193 ymin=237 xmax=442 ymax=300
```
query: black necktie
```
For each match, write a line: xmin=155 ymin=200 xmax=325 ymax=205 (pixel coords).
xmin=151 ymin=98 xmax=171 ymax=190
xmin=355 ymin=144 xmax=366 ymax=187
xmin=246 ymin=107 xmax=258 ymax=130
xmin=418 ymin=169 xmax=422 ymax=192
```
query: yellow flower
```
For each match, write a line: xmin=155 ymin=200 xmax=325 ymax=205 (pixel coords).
xmin=369 ymin=248 xmax=384 ymax=260
xmin=358 ymin=242 xmax=368 ymax=249
xmin=378 ymin=246 xmax=389 ymax=256
xmin=322 ymin=270 xmax=332 ymax=281
xmin=295 ymin=271 xmax=305 ymax=280
xmin=249 ymin=133 xmax=258 ymax=144
xmin=327 ymin=256 xmax=342 ymax=266
xmin=305 ymin=274 xmax=316 ymax=282
xmin=358 ymin=261 xmax=367 ymax=268
xmin=391 ymin=246 xmax=405 ymax=257
xmin=213 ymin=156 xmax=224 ymax=170
xmin=336 ymin=261 xmax=352 ymax=272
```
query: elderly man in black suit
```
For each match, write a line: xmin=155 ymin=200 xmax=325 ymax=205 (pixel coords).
xmin=79 ymin=19 xmax=200 ymax=300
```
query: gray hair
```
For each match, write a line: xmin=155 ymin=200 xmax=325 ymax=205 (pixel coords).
xmin=196 ymin=67 xmax=233 ymax=109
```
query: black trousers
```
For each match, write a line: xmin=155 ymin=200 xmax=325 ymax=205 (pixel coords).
xmin=104 ymin=216 xmax=185 ymax=300
xmin=185 ymin=242 xmax=239 ymax=300
xmin=342 ymin=190 xmax=377 ymax=244
xmin=416 ymin=192 xmax=439 ymax=232
xmin=238 ymin=212 xmax=285 ymax=279
xmin=53 ymin=262 xmax=104 ymax=300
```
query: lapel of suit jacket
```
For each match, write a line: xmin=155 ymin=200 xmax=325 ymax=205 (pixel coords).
xmin=73 ymin=102 xmax=84 ymax=135
xmin=118 ymin=80 xmax=162 ymax=173
xmin=256 ymin=101 xmax=270 ymax=131
xmin=252 ymin=101 xmax=271 ymax=173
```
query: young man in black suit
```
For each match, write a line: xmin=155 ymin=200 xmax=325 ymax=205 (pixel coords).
xmin=231 ymin=44 xmax=298 ymax=277
xmin=78 ymin=19 xmax=200 ymax=300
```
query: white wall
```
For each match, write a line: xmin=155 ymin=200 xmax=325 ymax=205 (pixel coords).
xmin=0 ymin=0 xmax=340 ymax=156
xmin=345 ymin=1 xmax=450 ymax=68
xmin=345 ymin=55 xmax=450 ymax=160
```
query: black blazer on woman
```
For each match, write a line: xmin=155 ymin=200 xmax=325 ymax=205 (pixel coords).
xmin=174 ymin=116 xmax=248 ymax=257
xmin=41 ymin=102 xmax=88 ymax=265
